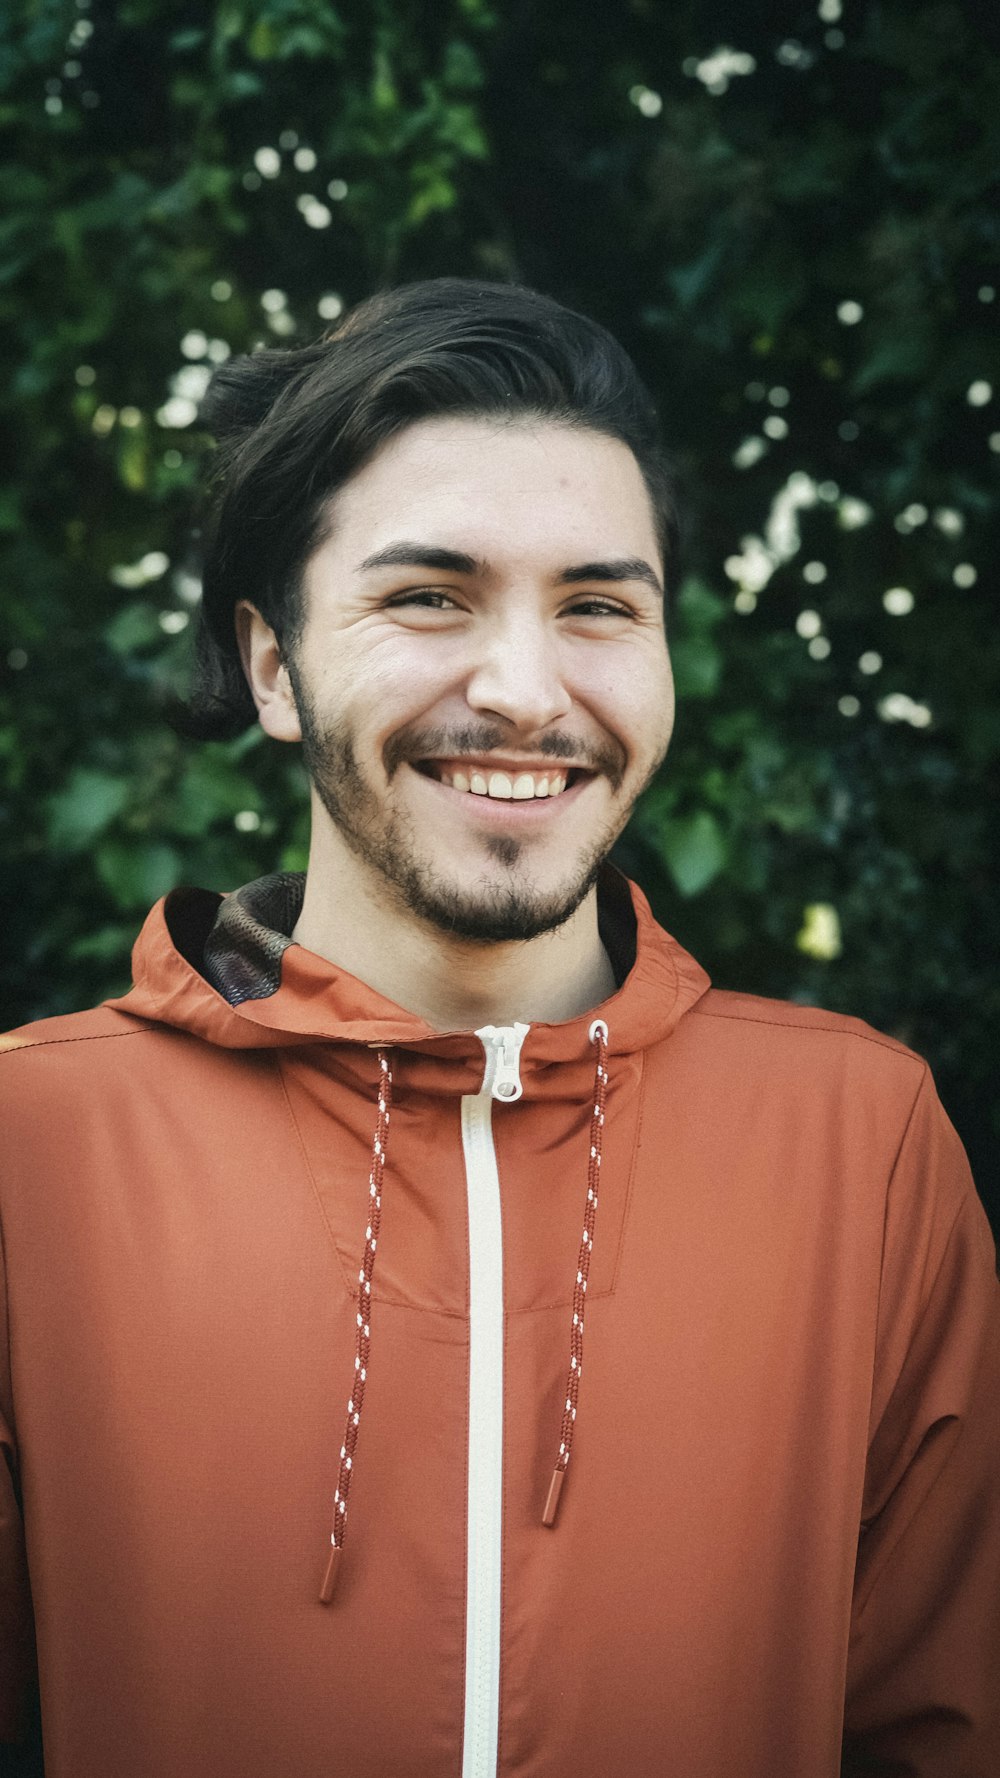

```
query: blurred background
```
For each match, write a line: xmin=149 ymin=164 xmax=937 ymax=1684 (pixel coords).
xmin=1 ymin=0 xmax=997 ymax=1231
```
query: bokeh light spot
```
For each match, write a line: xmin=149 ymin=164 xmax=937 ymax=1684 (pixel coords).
xmin=883 ymin=587 xmax=914 ymax=616
xmin=797 ymin=903 xmax=842 ymax=960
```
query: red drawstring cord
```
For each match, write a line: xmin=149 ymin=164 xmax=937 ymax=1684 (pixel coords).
xmin=319 ymin=1023 xmax=607 ymax=1593
xmin=543 ymin=1019 xmax=609 ymax=1527
xmin=320 ymin=1050 xmax=393 ymax=1604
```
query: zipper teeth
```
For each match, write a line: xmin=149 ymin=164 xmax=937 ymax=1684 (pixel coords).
xmin=461 ymin=1089 xmax=505 ymax=1778
xmin=460 ymin=1020 xmax=528 ymax=1778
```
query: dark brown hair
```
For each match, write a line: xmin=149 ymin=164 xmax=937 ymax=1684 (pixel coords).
xmin=183 ymin=278 xmax=679 ymax=738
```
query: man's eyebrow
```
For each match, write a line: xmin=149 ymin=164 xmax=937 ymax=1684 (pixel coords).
xmin=358 ymin=542 xmax=481 ymax=575
xmin=357 ymin=542 xmax=663 ymax=597
xmin=557 ymin=558 xmax=663 ymax=596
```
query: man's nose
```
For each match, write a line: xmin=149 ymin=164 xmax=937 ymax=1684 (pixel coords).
xmin=464 ymin=613 xmax=572 ymax=732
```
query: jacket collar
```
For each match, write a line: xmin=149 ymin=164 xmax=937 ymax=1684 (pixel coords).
xmin=108 ymin=865 xmax=710 ymax=1063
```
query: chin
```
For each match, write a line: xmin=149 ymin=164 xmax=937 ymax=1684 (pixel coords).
xmin=398 ymin=860 xmax=601 ymax=946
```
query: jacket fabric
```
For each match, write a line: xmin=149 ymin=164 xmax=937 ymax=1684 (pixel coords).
xmin=1 ymin=869 xmax=998 ymax=1777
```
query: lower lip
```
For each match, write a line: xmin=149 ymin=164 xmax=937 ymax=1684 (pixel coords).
xmin=408 ymin=766 xmax=593 ymax=820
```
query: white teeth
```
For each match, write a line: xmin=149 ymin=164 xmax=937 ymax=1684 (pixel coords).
xmin=436 ymin=765 xmax=571 ymax=799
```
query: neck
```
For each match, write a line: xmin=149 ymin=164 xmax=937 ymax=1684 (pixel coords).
xmin=291 ymin=828 xmax=616 ymax=1032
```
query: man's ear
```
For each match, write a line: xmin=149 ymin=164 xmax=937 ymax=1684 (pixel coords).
xmin=234 ymin=602 xmax=302 ymax=742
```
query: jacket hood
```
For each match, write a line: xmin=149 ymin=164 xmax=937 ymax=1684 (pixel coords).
xmin=108 ymin=865 xmax=710 ymax=1068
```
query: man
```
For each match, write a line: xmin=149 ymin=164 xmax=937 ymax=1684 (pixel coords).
xmin=1 ymin=280 xmax=997 ymax=1777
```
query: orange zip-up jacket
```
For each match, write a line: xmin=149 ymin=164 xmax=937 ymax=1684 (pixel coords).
xmin=1 ymin=870 xmax=998 ymax=1777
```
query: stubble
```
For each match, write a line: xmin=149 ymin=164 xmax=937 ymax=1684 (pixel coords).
xmin=287 ymin=667 xmax=653 ymax=944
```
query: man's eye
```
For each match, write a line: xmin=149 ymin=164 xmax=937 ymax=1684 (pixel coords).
xmin=386 ymin=588 xmax=459 ymax=611
xmin=566 ymin=597 xmax=632 ymax=619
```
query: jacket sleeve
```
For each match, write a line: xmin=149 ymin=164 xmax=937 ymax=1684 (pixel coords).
xmin=0 ymin=1213 xmax=35 ymax=1746
xmin=842 ymin=1068 xmax=1000 ymax=1776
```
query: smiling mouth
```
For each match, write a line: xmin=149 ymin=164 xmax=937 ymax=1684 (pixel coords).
xmin=414 ymin=761 xmax=582 ymax=801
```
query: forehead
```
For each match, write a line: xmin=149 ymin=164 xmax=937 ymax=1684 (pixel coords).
xmin=315 ymin=415 xmax=661 ymax=569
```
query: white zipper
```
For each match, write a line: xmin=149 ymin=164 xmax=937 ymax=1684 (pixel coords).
xmin=460 ymin=1021 xmax=529 ymax=1778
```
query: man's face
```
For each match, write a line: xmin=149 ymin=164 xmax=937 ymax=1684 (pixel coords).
xmin=278 ymin=415 xmax=674 ymax=943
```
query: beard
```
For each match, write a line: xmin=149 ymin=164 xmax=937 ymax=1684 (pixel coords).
xmin=287 ymin=668 xmax=645 ymax=945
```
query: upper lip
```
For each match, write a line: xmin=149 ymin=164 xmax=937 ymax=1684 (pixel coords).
xmin=415 ymin=756 xmax=592 ymax=775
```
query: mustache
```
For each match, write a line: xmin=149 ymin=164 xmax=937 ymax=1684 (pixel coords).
xmin=384 ymin=723 xmax=628 ymax=790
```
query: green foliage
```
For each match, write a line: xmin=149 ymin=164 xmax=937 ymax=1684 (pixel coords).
xmin=1 ymin=0 xmax=997 ymax=1226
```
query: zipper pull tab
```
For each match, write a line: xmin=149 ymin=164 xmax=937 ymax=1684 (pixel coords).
xmin=476 ymin=1022 xmax=530 ymax=1102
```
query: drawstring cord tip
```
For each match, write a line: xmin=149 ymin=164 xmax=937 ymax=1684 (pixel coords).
xmin=542 ymin=1467 xmax=565 ymax=1527
xmin=319 ymin=1544 xmax=342 ymax=1605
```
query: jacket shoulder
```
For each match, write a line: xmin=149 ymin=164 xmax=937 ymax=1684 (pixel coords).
xmin=0 ymin=1004 xmax=153 ymax=1058
xmin=0 ymin=1007 xmax=193 ymax=1147
xmin=689 ymin=986 xmax=926 ymax=1079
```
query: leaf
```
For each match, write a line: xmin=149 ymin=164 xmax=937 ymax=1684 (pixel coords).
xmin=247 ymin=18 xmax=278 ymax=59
xmin=117 ymin=436 xmax=149 ymax=492
xmin=95 ymin=840 xmax=183 ymax=910
xmin=407 ymin=174 xmax=456 ymax=225
xmin=104 ymin=603 xmax=162 ymax=656
xmin=670 ymin=634 xmax=721 ymax=699
xmin=172 ymin=752 xmax=262 ymax=836
xmin=659 ymin=811 xmax=728 ymax=897
xmin=667 ymin=244 xmax=726 ymax=311
xmin=47 ymin=769 xmax=130 ymax=852
xmin=675 ymin=577 xmax=727 ymax=630
xmin=68 ymin=924 xmax=138 ymax=964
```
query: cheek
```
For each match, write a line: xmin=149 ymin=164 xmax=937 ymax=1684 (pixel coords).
xmin=648 ymin=669 xmax=676 ymax=758
xmin=313 ymin=637 xmax=476 ymax=772
xmin=578 ymin=650 xmax=674 ymax=753
xmin=306 ymin=634 xmax=457 ymax=717
xmin=395 ymin=650 xmax=502 ymax=754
